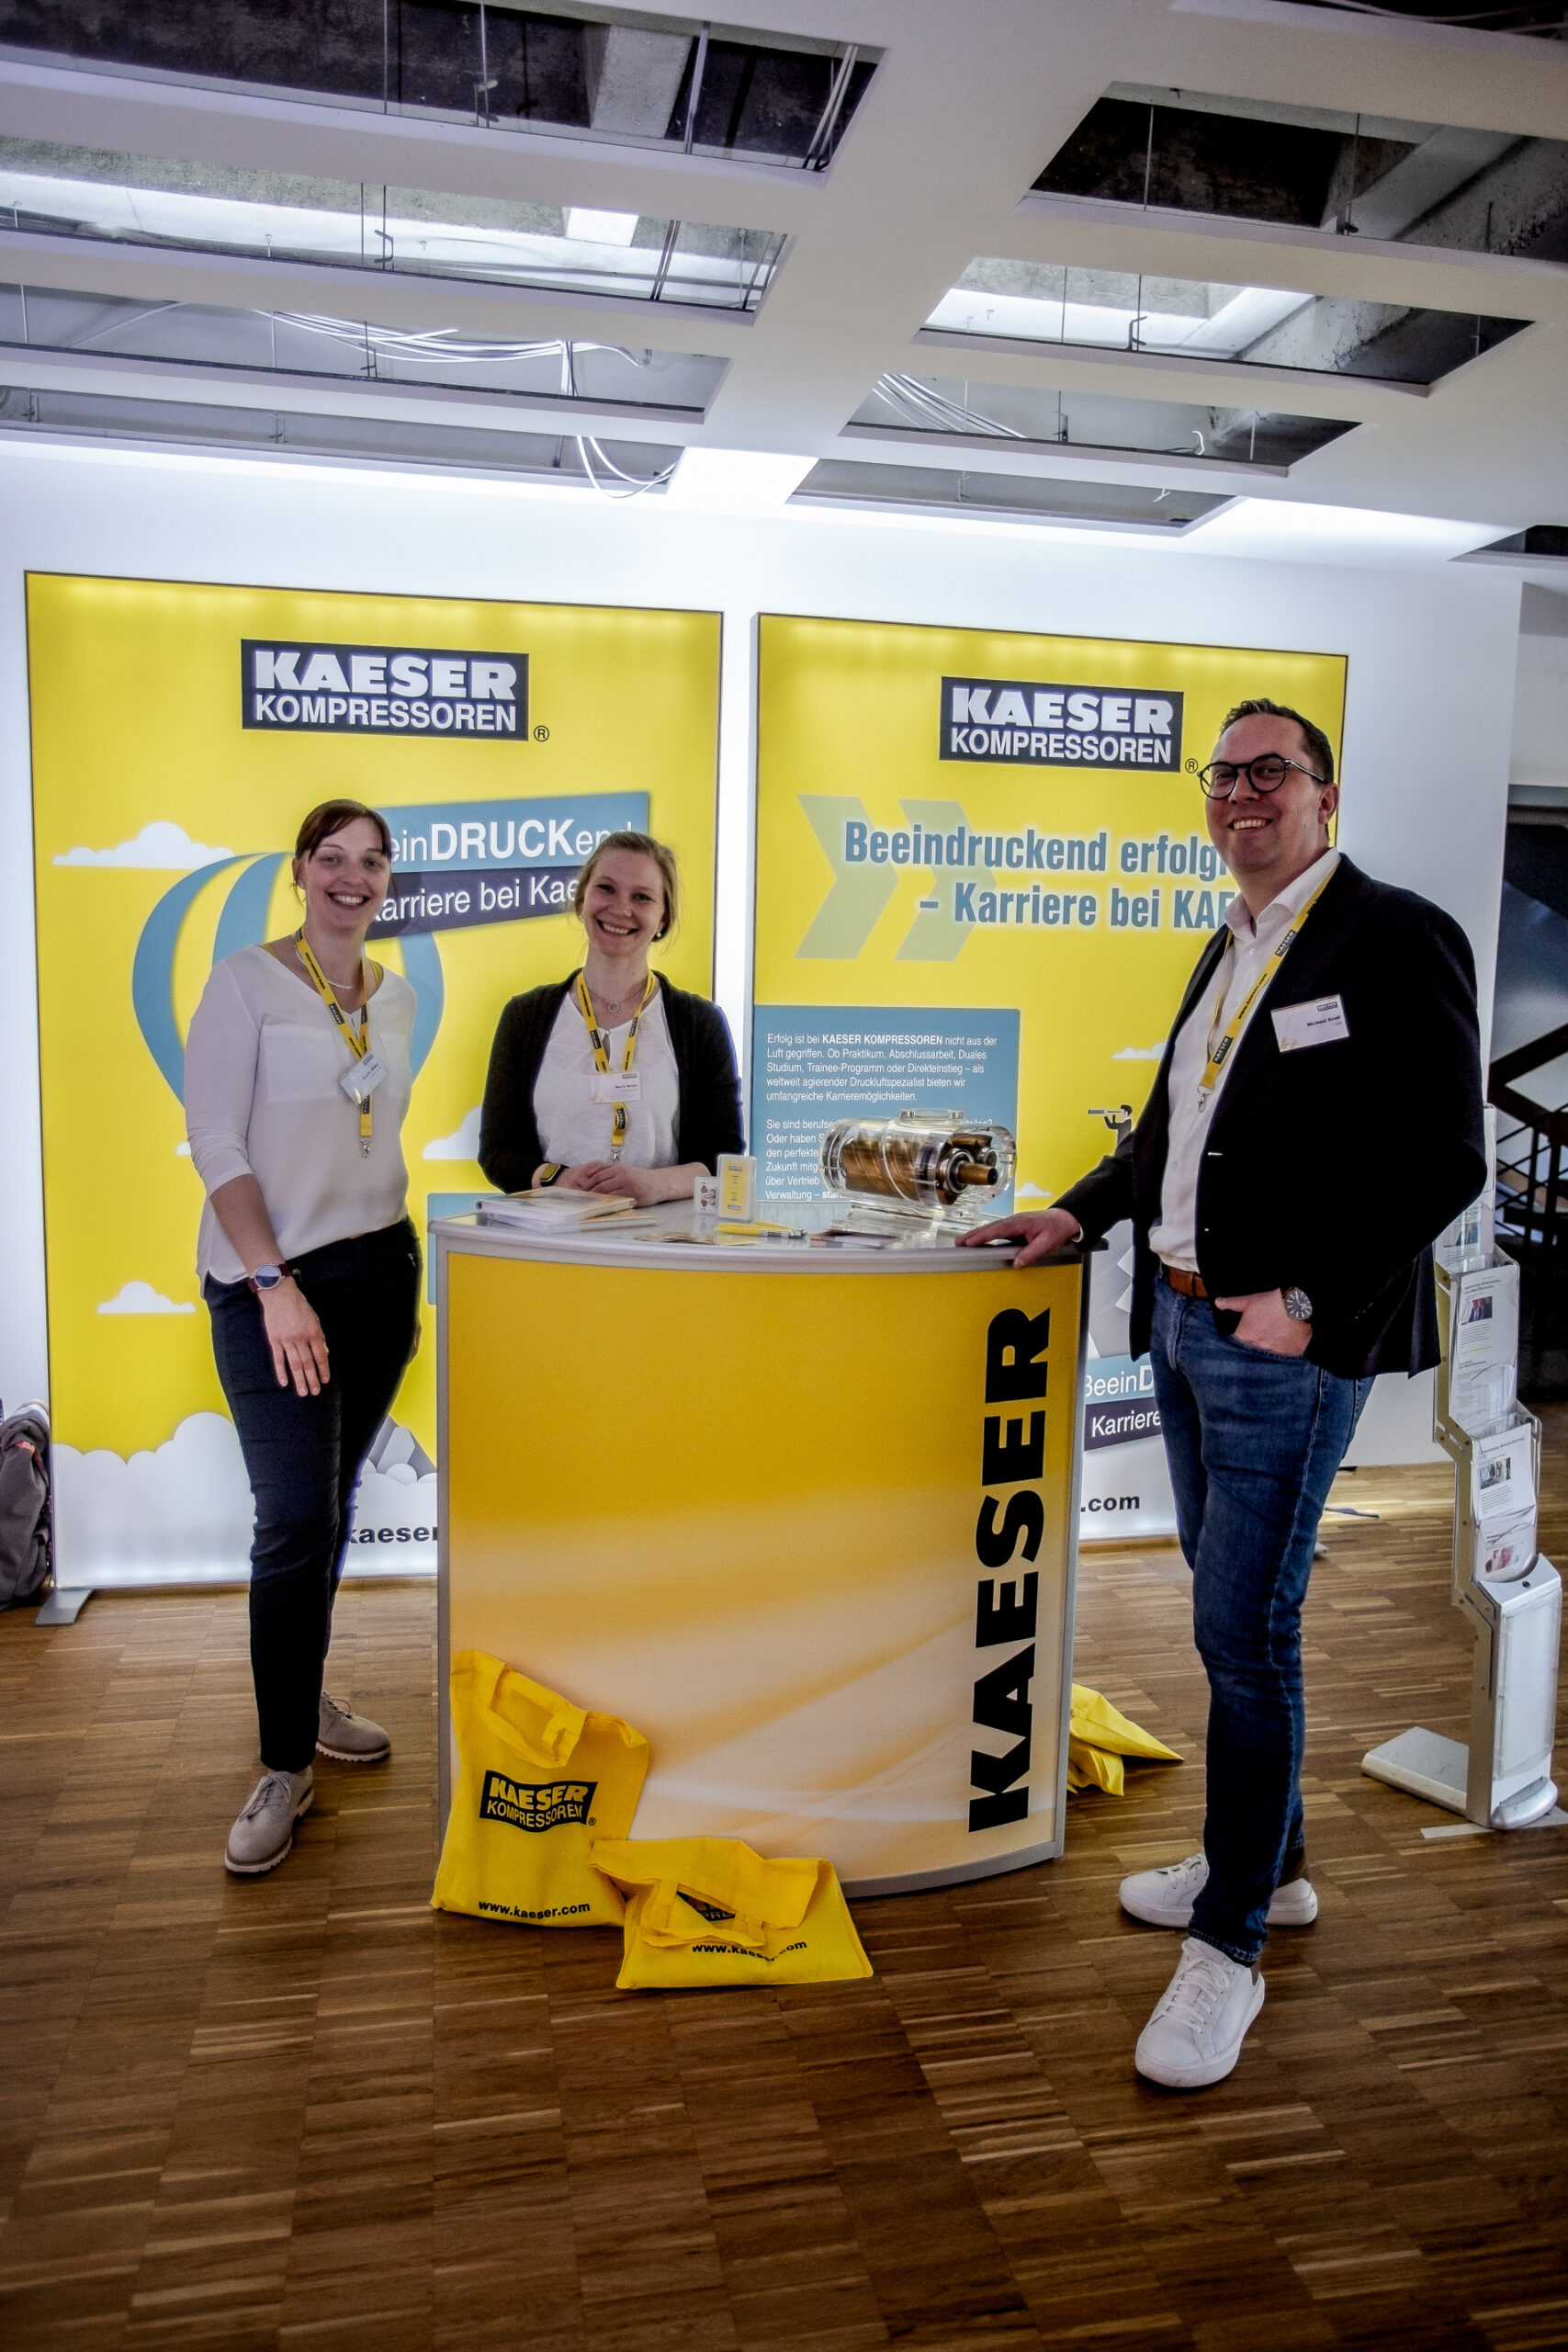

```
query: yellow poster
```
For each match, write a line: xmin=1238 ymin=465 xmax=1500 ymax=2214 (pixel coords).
xmin=29 ymin=574 xmax=720 ymax=1584
xmin=752 ymin=614 xmax=1346 ymax=1546
xmin=752 ymin=613 xmax=1347 ymax=1210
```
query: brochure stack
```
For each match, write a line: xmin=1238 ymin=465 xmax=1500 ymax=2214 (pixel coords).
xmin=1363 ymin=1116 xmax=1562 ymax=1831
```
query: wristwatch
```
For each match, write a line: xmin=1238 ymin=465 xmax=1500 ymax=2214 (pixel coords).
xmin=247 ymin=1263 xmax=288 ymax=1295
xmin=1281 ymin=1285 xmax=1314 ymax=1323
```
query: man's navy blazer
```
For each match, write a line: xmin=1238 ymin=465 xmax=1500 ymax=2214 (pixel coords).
xmin=1056 ymin=855 xmax=1487 ymax=1380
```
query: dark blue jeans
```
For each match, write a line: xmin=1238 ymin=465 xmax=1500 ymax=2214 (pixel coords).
xmin=1149 ymin=1277 xmax=1373 ymax=1966
xmin=206 ymin=1218 xmax=421 ymax=1772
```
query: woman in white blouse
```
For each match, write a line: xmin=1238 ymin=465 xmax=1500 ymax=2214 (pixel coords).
xmin=186 ymin=797 xmax=421 ymax=1878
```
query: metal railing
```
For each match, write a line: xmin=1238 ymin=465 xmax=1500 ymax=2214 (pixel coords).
xmin=1491 ymin=1019 xmax=1568 ymax=1251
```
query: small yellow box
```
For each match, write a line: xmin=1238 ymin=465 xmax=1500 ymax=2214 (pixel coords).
xmin=717 ymin=1153 xmax=756 ymax=1219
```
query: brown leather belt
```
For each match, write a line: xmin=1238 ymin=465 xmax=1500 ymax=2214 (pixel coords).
xmin=1161 ymin=1265 xmax=1211 ymax=1300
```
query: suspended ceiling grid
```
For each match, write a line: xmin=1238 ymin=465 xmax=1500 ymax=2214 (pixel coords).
xmin=0 ymin=0 xmax=1564 ymax=531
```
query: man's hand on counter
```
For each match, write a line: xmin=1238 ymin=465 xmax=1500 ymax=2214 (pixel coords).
xmin=958 ymin=1206 xmax=1084 ymax=1268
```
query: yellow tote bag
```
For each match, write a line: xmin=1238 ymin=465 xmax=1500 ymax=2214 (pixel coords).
xmin=432 ymin=1650 xmax=649 ymax=1927
xmin=1067 ymin=1683 xmax=1181 ymax=1795
xmin=591 ymin=1836 xmax=874 ymax=1991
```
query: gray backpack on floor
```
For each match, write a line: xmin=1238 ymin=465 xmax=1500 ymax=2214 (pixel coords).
xmin=0 ymin=1403 xmax=51 ymax=1609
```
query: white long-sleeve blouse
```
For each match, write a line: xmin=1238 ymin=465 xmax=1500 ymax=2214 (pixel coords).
xmin=186 ymin=944 xmax=415 ymax=1284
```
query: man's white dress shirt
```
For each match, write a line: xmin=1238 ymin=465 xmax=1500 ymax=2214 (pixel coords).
xmin=1147 ymin=846 xmax=1339 ymax=1272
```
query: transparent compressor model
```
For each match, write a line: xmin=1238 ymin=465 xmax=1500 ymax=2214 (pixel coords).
xmin=819 ymin=1110 xmax=1016 ymax=1214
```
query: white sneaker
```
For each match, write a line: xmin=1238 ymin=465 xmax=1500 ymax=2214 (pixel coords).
xmin=1119 ymin=1850 xmax=1318 ymax=1930
xmin=317 ymin=1691 xmax=391 ymax=1763
xmin=1135 ymin=1938 xmax=1265 ymax=2089
xmin=225 ymin=1767 xmax=313 ymax=1875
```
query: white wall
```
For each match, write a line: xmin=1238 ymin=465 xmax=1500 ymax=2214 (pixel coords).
xmin=1511 ymin=590 xmax=1568 ymax=796
xmin=0 ymin=441 xmax=1522 ymax=1438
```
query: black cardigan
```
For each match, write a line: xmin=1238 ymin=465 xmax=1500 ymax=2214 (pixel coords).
xmin=1055 ymin=856 xmax=1485 ymax=1380
xmin=478 ymin=972 xmax=744 ymax=1193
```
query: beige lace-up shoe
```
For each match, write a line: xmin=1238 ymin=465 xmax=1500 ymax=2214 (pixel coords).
xmin=225 ymin=1767 xmax=313 ymax=1875
xmin=317 ymin=1691 xmax=391 ymax=1763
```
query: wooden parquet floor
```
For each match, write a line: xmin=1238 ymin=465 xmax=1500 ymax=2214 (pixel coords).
xmin=5 ymin=1426 xmax=1568 ymax=2352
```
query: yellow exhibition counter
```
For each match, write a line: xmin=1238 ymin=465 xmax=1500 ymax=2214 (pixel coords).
xmin=434 ymin=1204 xmax=1089 ymax=1896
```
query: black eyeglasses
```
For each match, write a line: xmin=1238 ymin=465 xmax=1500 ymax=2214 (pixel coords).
xmin=1198 ymin=753 xmax=1327 ymax=799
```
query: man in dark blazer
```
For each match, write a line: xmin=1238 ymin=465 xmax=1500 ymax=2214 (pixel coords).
xmin=966 ymin=696 xmax=1485 ymax=2090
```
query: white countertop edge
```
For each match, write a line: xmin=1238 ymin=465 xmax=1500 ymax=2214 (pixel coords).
xmin=428 ymin=1210 xmax=1081 ymax=1275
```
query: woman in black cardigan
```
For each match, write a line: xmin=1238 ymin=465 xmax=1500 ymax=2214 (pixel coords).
xmin=479 ymin=829 xmax=743 ymax=1204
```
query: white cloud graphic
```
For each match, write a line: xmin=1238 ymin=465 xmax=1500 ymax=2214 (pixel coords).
xmin=52 ymin=1411 xmax=254 ymax=1581
xmin=1111 ymin=1043 xmax=1165 ymax=1061
xmin=98 ymin=1280 xmax=197 ymax=1316
xmin=175 ymin=1140 xmax=192 ymax=1157
xmin=423 ymin=1106 xmax=483 ymax=1161
xmin=1015 ymin=1182 xmax=1052 ymax=1201
xmin=55 ymin=820 xmax=233 ymax=869
xmin=51 ymin=1411 xmax=438 ymax=1587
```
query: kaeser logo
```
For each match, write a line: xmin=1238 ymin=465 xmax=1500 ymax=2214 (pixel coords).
xmin=243 ymin=639 xmax=526 ymax=737
xmin=968 ymin=1306 xmax=1050 ymax=1831
xmin=479 ymin=1770 xmax=596 ymax=1832
xmin=943 ymin=676 xmax=1183 ymax=772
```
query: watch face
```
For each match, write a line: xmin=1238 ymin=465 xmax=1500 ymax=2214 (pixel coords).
xmin=1284 ymin=1287 xmax=1313 ymax=1322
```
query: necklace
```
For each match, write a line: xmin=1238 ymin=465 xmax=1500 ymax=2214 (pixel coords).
xmin=297 ymin=938 xmax=364 ymax=1004
xmin=591 ymin=973 xmax=646 ymax=1020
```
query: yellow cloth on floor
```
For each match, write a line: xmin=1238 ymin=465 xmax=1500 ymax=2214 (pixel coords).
xmin=1067 ymin=1684 xmax=1181 ymax=1796
xmin=591 ymin=1836 xmax=874 ymax=1991
xmin=432 ymin=1651 xmax=649 ymax=1926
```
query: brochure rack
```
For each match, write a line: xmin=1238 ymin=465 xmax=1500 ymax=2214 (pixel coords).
xmin=1362 ymin=1195 xmax=1562 ymax=1829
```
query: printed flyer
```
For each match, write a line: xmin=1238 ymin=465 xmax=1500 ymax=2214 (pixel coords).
xmin=29 ymin=574 xmax=720 ymax=1585
xmin=751 ymin=614 xmax=1347 ymax=1537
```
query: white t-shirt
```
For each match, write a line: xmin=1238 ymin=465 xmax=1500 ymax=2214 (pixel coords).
xmin=186 ymin=944 xmax=415 ymax=1283
xmin=532 ymin=988 xmax=680 ymax=1170
xmin=1149 ymin=847 xmax=1339 ymax=1270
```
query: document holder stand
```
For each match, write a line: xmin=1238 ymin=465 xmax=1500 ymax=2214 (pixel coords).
xmin=1361 ymin=1253 xmax=1562 ymax=1831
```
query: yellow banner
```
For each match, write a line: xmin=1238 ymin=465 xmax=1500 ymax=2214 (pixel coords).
xmin=752 ymin=614 xmax=1346 ymax=1207
xmin=28 ymin=573 xmax=719 ymax=1579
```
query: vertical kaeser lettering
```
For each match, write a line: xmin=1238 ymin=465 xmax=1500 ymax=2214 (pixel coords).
xmin=969 ymin=1307 xmax=1049 ymax=1830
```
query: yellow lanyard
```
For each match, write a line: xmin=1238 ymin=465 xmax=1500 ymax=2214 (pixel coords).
xmin=295 ymin=928 xmax=375 ymax=1149
xmin=1201 ymin=865 xmax=1337 ymax=1095
xmin=576 ymin=969 xmax=656 ymax=1158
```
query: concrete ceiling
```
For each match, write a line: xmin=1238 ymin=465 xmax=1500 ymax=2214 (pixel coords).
xmin=0 ymin=0 xmax=1565 ymax=536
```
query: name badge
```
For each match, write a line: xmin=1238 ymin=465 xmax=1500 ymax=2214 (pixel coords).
xmin=341 ymin=1051 xmax=389 ymax=1104
xmin=590 ymin=1070 xmax=642 ymax=1103
xmin=1271 ymin=995 xmax=1349 ymax=1053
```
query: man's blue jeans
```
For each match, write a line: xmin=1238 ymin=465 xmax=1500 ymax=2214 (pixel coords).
xmin=1149 ymin=1276 xmax=1373 ymax=1965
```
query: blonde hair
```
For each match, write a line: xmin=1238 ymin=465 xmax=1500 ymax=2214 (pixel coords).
xmin=573 ymin=830 xmax=679 ymax=942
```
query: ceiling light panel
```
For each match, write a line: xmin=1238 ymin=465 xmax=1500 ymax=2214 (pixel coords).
xmin=1034 ymin=84 xmax=1568 ymax=264
xmin=794 ymin=459 xmax=1228 ymax=531
xmin=927 ymin=260 xmax=1528 ymax=386
xmin=0 ymin=4 xmax=878 ymax=171
xmin=1284 ymin=3 xmax=1568 ymax=39
xmin=0 ymin=139 xmax=785 ymax=313
xmin=0 ymin=378 xmax=678 ymax=487
xmin=852 ymin=373 xmax=1355 ymax=470
xmin=0 ymin=281 xmax=724 ymax=412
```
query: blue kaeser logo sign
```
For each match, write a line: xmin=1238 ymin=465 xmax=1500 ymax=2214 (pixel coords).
xmin=942 ymin=676 xmax=1183 ymax=771
xmin=243 ymin=639 xmax=526 ymax=736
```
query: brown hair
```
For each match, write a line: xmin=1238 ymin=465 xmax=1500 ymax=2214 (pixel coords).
xmin=293 ymin=798 xmax=393 ymax=866
xmin=572 ymin=829 xmax=679 ymax=942
xmin=1217 ymin=698 xmax=1336 ymax=787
